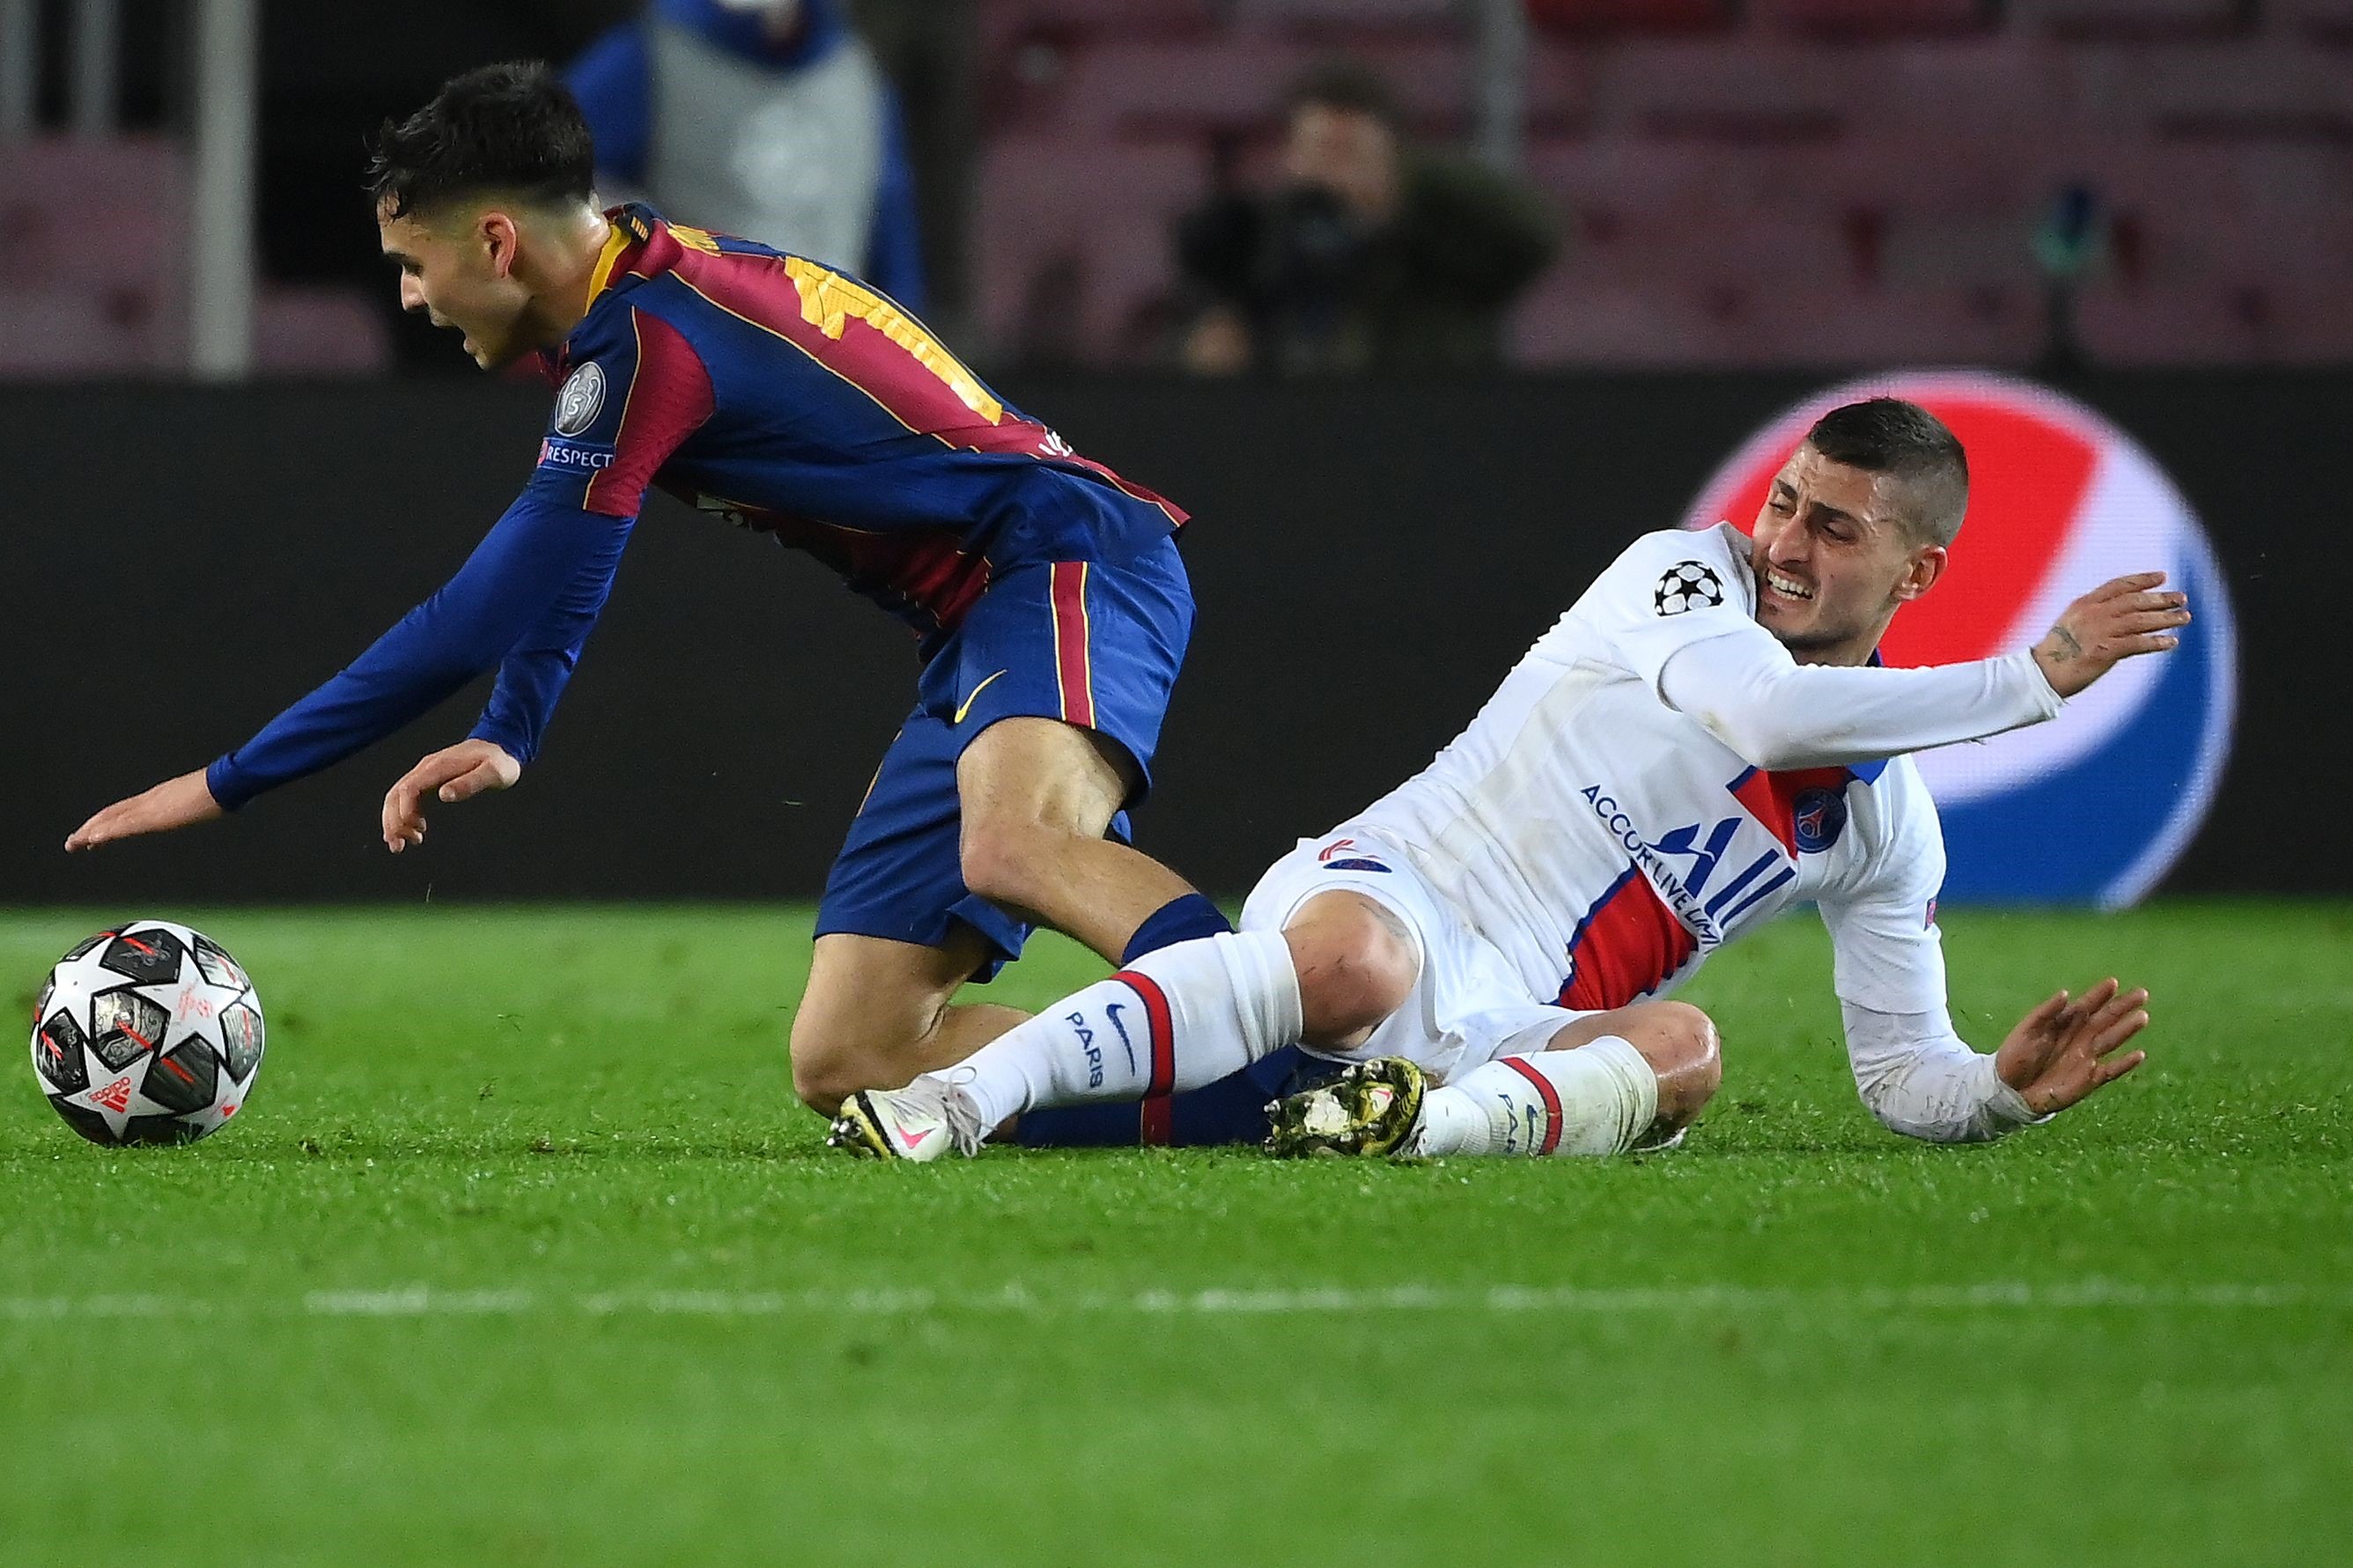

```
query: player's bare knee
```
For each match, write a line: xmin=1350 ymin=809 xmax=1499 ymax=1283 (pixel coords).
xmin=957 ymin=817 xmax=1051 ymax=911
xmin=787 ymin=1012 xmax=893 ymax=1116
xmin=1634 ymin=1001 xmax=1721 ymax=1124
xmin=1284 ymin=894 xmax=1418 ymax=1045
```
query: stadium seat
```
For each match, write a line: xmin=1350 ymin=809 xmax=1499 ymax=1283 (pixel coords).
xmin=1059 ymin=37 xmax=1469 ymax=136
xmin=2011 ymin=0 xmax=2246 ymax=38
xmin=1584 ymin=40 xmax=1851 ymax=140
xmin=977 ymin=0 xmax=1221 ymax=129
xmin=254 ymin=287 xmax=394 ymax=376
xmin=981 ymin=0 xmax=1217 ymax=38
xmin=2077 ymin=282 xmax=2353 ymax=364
xmin=2270 ymin=0 xmax=2353 ymax=43
xmin=1524 ymin=0 xmax=1738 ymax=34
xmin=1509 ymin=273 xmax=2040 ymax=368
xmin=1227 ymin=0 xmax=1457 ymax=35
xmin=1750 ymin=0 xmax=1993 ymax=37
xmin=2065 ymin=43 xmax=2353 ymax=138
xmin=1843 ymin=38 xmax=2057 ymax=138
xmin=972 ymin=137 xmax=1211 ymax=364
xmin=0 ymin=136 xmax=188 ymax=297
xmin=0 ymin=285 xmax=161 ymax=375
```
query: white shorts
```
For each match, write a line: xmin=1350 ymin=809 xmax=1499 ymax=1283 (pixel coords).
xmin=1239 ymin=824 xmax=1593 ymax=1084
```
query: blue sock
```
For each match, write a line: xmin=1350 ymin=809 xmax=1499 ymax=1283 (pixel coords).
xmin=1014 ymin=1046 xmax=1340 ymax=1149
xmin=1016 ymin=895 xmax=1242 ymax=1149
xmin=1121 ymin=892 xmax=1231 ymax=964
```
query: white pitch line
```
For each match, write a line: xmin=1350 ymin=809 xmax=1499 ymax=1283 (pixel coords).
xmin=2 ymin=1281 xmax=2346 ymax=1324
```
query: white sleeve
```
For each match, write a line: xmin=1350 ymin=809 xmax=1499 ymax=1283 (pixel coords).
xmin=1656 ymin=628 xmax=2065 ymax=772
xmin=1818 ymin=769 xmax=2040 ymax=1143
xmin=1597 ymin=525 xmax=1774 ymax=691
xmin=1840 ymin=1002 xmax=2043 ymax=1144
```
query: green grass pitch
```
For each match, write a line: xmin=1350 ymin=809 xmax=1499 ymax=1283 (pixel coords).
xmin=3 ymin=902 xmax=2349 ymax=1566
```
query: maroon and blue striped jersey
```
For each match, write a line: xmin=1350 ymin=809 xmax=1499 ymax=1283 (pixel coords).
xmin=203 ymin=205 xmax=1186 ymax=811
xmin=530 ymin=204 xmax=1185 ymax=637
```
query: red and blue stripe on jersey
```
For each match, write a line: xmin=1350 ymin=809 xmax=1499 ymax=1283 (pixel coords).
xmin=1554 ymin=762 xmax=1881 ymax=1012
xmin=529 ymin=205 xmax=1185 ymax=645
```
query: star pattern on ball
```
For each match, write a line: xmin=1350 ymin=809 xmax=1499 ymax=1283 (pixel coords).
xmin=30 ymin=920 xmax=263 ymax=1146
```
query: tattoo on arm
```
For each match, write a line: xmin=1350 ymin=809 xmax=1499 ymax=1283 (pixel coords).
xmin=2043 ymin=627 xmax=2083 ymax=665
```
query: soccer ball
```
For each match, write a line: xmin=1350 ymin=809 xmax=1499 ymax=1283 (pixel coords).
xmin=29 ymin=920 xmax=265 ymax=1145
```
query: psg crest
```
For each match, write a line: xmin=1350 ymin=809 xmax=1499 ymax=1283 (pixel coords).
xmin=1685 ymin=371 xmax=2237 ymax=909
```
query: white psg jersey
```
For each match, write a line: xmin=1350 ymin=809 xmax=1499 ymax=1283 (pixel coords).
xmin=1356 ymin=523 xmax=1951 ymax=1020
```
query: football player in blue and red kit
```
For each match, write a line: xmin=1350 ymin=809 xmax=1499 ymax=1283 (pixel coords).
xmin=64 ymin=63 xmax=1233 ymax=1114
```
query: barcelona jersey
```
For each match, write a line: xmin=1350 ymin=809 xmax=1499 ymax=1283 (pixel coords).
xmin=530 ymin=203 xmax=1185 ymax=647
xmin=203 ymin=203 xmax=1194 ymax=817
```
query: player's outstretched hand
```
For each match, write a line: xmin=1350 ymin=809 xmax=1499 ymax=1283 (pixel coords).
xmin=64 ymin=769 xmax=225 ymax=853
xmin=2032 ymin=572 xmax=2191 ymax=698
xmin=1994 ymin=978 xmax=2150 ymax=1116
xmin=381 ymin=740 xmax=520 ymax=854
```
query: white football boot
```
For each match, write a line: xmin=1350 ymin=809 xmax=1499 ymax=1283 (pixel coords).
xmin=826 ymin=1076 xmax=983 ymax=1160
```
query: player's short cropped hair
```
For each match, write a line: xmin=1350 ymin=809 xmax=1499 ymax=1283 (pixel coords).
xmin=1286 ymin=58 xmax=1405 ymax=129
xmin=1803 ymin=398 xmax=1970 ymax=548
xmin=365 ymin=62 xmax=595 ymax=222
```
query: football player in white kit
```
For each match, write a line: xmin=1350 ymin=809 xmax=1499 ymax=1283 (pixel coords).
xmin=830 ymin=399 xmax=2191 ymax=1162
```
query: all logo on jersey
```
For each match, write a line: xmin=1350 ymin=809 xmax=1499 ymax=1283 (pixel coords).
xmin=1653 ymin=562 xmax=1722 ymax=616
xmin=553 ymin=362 xmax=608 ymax=436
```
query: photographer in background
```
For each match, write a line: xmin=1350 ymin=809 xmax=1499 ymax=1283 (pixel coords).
xmin=1176 ymin=62 xmax=1557 ymax=377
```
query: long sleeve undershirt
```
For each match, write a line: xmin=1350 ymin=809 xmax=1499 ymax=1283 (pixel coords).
xmin=1657 ymin=632 xmax=2064 ymax=773
xmin=204 ymin=493 xmax=635 ymax=810
xmin=1840 ymin=1001 xmax=2045 ymax=1144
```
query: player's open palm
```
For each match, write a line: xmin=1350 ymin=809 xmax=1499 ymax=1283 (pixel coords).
xmin=2033 ymin=572 xmax=2192 ymax=698
xmin=381 ymin=740 xmax=520 ymax=854
xmin=63 ymin=769 xmax=225 ymax=852
xmin=1994 ymin=977 xmax=2150 ymax=1115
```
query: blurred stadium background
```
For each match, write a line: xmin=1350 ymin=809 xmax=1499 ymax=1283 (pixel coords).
xmin=3 ymin=0 xmax=2349 ymax=906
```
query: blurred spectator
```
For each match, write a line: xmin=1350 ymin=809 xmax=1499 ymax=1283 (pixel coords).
xmin=566 ymin=0 xmax=926 ymax=313
xmin=845 ymin=0 xmax=977 ymax=333
xmin=1175 ymin=62 xmax=1558 ymax=376
xmin=2032 ymin=182 xmax=2106 ymax=379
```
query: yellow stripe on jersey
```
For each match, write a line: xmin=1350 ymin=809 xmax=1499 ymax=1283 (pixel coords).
xmin=585 ymin=222 xmax=634 ymax=306
xmin=782 ymin=256 xmax=1004 ymax=424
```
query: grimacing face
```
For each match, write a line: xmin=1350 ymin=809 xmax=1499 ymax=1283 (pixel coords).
xmin=1747 ymin=444 xmax=1946 ymax=662
xmin=378 ymin=201 xmax=538 ymax=371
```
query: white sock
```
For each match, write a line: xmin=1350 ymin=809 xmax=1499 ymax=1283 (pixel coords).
xmin=1412 ymin=1037 xmax=1660 ymax=1159
xmin=937 ymin=930 xmax=1304 ymax=1135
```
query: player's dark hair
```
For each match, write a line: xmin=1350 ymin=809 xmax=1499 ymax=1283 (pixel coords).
xmin=365 ymin=62 xmax=596 ymax=221
xmin=1804 ymin=397 xmax=1970 ymax=547
xmin=1286 ymin=58 xmax=1404 ymax=129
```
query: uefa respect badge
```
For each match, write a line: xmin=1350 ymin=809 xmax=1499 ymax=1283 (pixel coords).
xmin=1685 ymin=371 xmax=2236 ymax=909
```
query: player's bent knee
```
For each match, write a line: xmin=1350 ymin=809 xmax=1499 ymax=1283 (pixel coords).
xmin=957 ymin=820 xmax=1052 ymax=912
xmin=1637 ymin=1001 xmax=1722 ymax=1125
xmin=1284 ymin=894 xmax=1419 ymax=1046
xmin=786 ymin=1012 xmax=894 ymax=1116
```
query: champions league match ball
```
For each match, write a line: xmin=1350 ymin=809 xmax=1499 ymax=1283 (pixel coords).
xmin=28 ymin=920 xmax=265 ymax=1146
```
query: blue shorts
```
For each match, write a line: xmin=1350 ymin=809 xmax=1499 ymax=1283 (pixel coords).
xmin=815 ymin=537 xmax=1194 ymax=981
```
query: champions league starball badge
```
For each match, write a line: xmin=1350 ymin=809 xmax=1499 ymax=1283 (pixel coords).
xmin=1685 ymin=371 xmax=2237 ymax=909
xmin=1654 ymin=562 xmax=1725 ymax=616
xmin=553 ymin=362 xmax=607 ymax=436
